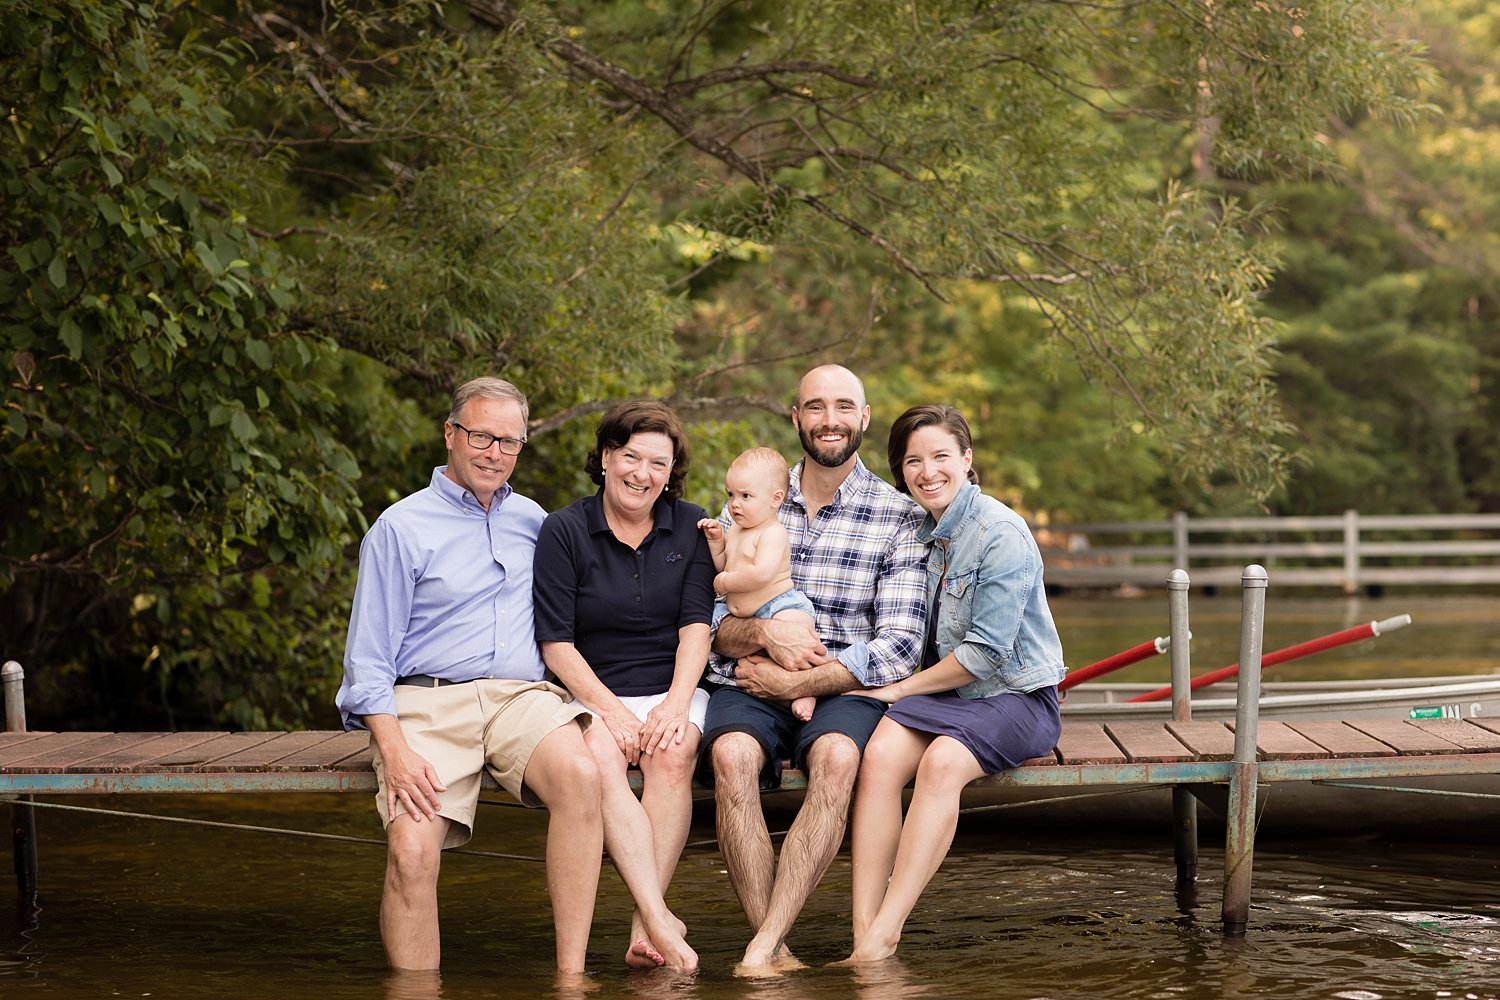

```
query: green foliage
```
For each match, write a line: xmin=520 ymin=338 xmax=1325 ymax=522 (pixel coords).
xmin=1 ymin=1 xmax=360 ymax=727
xmin=1 ymin=0 xmax=1448 ymax=729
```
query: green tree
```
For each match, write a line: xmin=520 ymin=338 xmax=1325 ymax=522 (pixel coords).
xmin=3 ymin=0 xmax=1430 ymax=727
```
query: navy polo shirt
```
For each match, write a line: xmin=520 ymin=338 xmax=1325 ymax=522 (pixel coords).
xmin=533 ymin=491 xmax=715 ymax=697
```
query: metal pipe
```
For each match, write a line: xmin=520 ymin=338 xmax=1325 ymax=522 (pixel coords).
xmin=1222 ymin=565 xmax=1267 ymax=934
xmin=1124 ymin=613 xmax=1412 ymax=703
xmin=3 ymin=661 xmax=38 ymax=904
xmin=3 ymin=661 xmax=25 ymax=733
xmin=1058 ymin=636 xmax=1171 ymax=691
xmin=1167 ymin=570 xmax=1198 ymax=884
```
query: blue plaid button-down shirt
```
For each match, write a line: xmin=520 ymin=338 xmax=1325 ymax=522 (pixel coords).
xmin=707 ymin=455 xmax=928 ymax=688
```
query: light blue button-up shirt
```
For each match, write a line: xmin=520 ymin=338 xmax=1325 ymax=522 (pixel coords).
xmin=921 ymin=482 xmax=1067 ymax=699
xmin=336 ymin=467 xmax=547 ymax=730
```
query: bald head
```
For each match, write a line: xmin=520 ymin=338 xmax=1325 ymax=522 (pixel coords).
xmin=792 ymin=364 xmax=870 ymax=470
xmin=795 ymin=364 xmax=866 ymax=411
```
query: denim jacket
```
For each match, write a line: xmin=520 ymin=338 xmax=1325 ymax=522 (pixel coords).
xmin=918 ymin=483 xmax=1067 ymax=699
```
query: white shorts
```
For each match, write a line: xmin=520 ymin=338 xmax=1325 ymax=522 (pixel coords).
xmin=580 ymin=687 xmax=711 ymax=735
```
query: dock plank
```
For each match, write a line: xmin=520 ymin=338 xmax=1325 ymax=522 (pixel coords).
xmin=196 ymin=733 xmax=298 ymax=771
xmin=0 ymin=733 xmax=50 ymax=754
xmin=0 ymin=732 xmax=112 ymax=768
xmin=1055 ymin=723 xmax=1128 ymax=765
xmin=1239 ymin=721 xmax=1329 ymax=761
xmin=1166 ymin=721 xmax=1235 ymax=760
xmin=1406 ymin=719 xmax=1500 ymax=752
xmin=1468 ymin=718 xmax=1500 ymax=738
xmin=273 ymin=730 xmax=372 ymax=770
xmin=209 ymin=731 xmax=350 ymax=770
xmin=0 ymin=733 xmax=121 ymax=772
xmin=1104 ymin=722 xmax=1196 ymax=763
xmin=81 ymin=732 xmax=230 ymax=773
xmin=149 ymin=732 xmax=277 ymax=771
xmin=1347 ymin=720 xmax=1464 ymax=755
xmin=1284 ymin=721 xmax=1395 ymax=758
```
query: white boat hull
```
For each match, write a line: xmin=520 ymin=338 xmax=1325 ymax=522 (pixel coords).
xmin=1060 ymin=675 xmax=1500 ymax=723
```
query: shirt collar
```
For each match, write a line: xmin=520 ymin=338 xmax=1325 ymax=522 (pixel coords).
xmin=430 ymin=466 xmax=510 ymax=514
xmin=788 ymin=454 xmax=873 ymax=511
xmin=919 ymin=481 xmax=980 ymax=543
xmin=584 ymin=489 xmax=677 ymax=535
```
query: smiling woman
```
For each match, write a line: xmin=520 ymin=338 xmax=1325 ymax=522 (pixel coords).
xmin=841 ymin=403 xmax=1068 ymax=964
xmin=531 ymin=400 xmax=715 ymax=969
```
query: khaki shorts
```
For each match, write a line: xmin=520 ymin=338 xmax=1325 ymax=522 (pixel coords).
xmin=371 ymin=678 xmax=589 ymax=849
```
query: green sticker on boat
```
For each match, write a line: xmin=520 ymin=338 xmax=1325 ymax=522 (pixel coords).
xmin=1409 ymin=704 xmax=1459 ymax=719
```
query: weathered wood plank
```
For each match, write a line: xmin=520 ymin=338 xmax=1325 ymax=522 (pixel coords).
xmin=205 ymin=731 xmax=350 ymax=770
xmin=1166 ymin=721 xmax=1235 ymax=760
xmin=0 ymin=732 xmax=113 ymax=768
xmin=1238 ymin=721 xmax=1329 ymax=761
xmin=1347 ymin=720 xmax=1464 ymax=755
xmin=1284 ymin=721 xmax=1395 ymax=759
xmin=273 ymin=730 xmax=372 ymax=770
xmin=1104 ymin=722 xmax=1196 ymax=763
xmin=196 ymin=733 xmax=300 ymax=771
xmin=1017 ymin=752 xmax=1059 ymax=768
xmin=1 ymin=734 xmax=134 ymax=772
xmin=78 ymin=732 xmax=229 ymax=773
xmin=1406 ymin=719 xmax=1500 ymax=752
xmin=1054 ymin=723 xmax=1127 ymax=765
xmin=1467 ymin=718 xmax=1500 ymax=738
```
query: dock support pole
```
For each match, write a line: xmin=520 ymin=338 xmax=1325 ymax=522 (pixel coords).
xmin=1221 ymin=566 xmax=1266 ymax=935
xmin=1167 ymin=569 xmax=1197 ymax=883
xmin=3 ymin=661 xmax=38 ymax=903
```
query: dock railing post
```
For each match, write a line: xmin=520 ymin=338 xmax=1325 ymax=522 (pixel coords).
xmin=1342 ymin=509 xmax=1360 ymax=596
xmin=1172 ymin=512 xmax=1189 ymax=574
xmin=3 ymin=661 xmax=38 ymax=903
xmin=1221 ymin=566 xmax=1267 ymax=935
xmin=1167 ymin=569 xmax=1197 ymax=884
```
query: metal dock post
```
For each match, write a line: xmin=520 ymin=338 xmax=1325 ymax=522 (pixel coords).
xmin=1167 ymin=569 xmax=1197 ymax=884
xmin=1221 ymin=566 xmax=1267 ymax=934
xmin=3 ymin=661 xmax=38 ymax=903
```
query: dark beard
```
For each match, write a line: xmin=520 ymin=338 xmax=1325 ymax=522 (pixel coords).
xmin=799 ymin=422 xmax=863 ymax=468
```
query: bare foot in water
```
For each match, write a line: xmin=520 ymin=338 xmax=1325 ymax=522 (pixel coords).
xmin=627 ymin=910 xmax=697 ymax=972
xmin=625 ymin=940 xmax=664 ymax=969
xmin=836 ymin=931 xmax=899 ymax=964
xmin=734 ymin=940 xmax=804 ymax=977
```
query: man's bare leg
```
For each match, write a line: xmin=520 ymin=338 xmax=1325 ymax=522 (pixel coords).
xmin=848 ymin=719 xmax=929 ymax=942
xmin=580 ymin=724 xmax=698 ymax=971
xmin=523 ymin=721 xmax=607 ymax=975
xmin=381 ymin=812 xmax=450 ymax=969
xmin=739 ymin=732 xmax=861 ymax=969
xmin=848 ymin=737 xmax=983 ymax=962
xmin=711 ymin=732 xmax=778 ymax=932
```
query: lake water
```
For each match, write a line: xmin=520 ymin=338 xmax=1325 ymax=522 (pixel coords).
xmin=3 ymin=592 xmax=1498 ymax=998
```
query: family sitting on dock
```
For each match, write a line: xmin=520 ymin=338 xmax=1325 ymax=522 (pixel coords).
xmin=334 ymin=364 xmax=1067 ymax=977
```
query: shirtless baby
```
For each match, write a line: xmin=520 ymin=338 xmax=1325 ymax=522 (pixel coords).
xmin=697 ymin=448 xmax=820 ymax=721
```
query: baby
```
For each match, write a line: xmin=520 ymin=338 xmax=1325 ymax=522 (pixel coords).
xmin=698 ymin=448 xmax=820 ymax=721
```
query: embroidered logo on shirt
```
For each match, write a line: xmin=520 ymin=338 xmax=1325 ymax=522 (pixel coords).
xmin=664 ymin=552 xmax=683 ymax=563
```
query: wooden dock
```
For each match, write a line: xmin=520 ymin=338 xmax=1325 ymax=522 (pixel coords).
xmin=5 ymin=565 xmax=1500 ymax=937
xmin=6 ymin=716 xmax=1499 ymax=798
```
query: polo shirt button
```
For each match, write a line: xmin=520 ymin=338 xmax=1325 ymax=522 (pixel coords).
xmin=633 ymin=573 xmax=639 ymax=579
xmin=634 ymin=596 xmax=641 ymax=602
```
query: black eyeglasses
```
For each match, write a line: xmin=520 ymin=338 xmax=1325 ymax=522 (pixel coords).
xmin=452 ymin=421 xmax=526 ymax=456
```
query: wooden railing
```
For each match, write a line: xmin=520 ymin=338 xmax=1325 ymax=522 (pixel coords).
xmin=1037 ymin=511 xmax=1500 ymax=592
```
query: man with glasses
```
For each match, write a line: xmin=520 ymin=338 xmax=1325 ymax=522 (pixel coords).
xmin=337 ymin=377 xmax=622 ymax=976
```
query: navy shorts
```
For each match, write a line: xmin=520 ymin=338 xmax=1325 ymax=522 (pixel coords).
xmin=696 ymin=684 xmax=887 ymax=790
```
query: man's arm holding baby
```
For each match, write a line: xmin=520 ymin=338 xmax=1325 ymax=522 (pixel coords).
xmin=714 ymin=614 xmax=859 ymax=699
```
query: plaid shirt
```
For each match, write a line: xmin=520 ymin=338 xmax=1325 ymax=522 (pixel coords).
xmin=707 ymin=455 xmax=928 ymax=688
